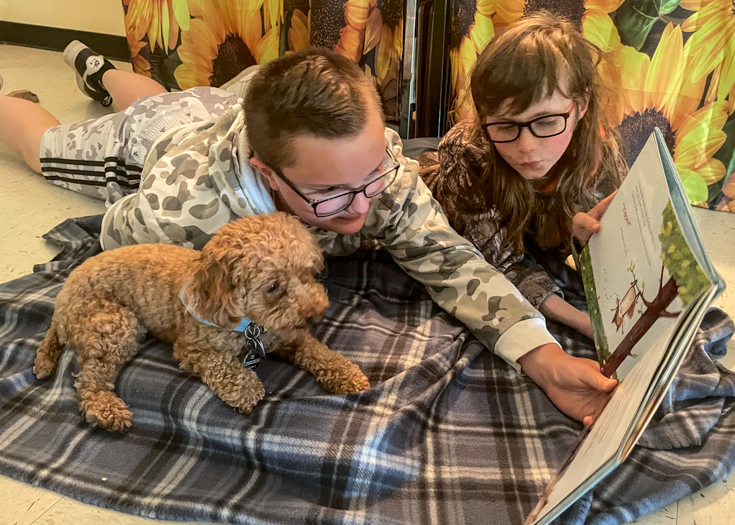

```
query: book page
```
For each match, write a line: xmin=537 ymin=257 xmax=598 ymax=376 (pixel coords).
xmin=581 ymin=134 xmax=710 ymax=379
xmin=526 ymin=322 xmax=677 ymax=525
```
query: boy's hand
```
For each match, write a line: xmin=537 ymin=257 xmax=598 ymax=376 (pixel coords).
xmin=572 ymin=191 xmax=616 ymax=245
xmin=517 ymin=343 xmax=617 ymax=426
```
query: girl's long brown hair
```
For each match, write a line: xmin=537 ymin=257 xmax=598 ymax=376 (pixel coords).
xmin=467 ymin=12 xmax=625 ymax=253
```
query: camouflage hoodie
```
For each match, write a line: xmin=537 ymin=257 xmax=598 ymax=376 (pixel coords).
xmin=100 ymin=104 xmax=559 ymax=370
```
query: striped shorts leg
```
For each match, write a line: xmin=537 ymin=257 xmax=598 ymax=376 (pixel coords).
xmin=39 ymin=112 xmax=143 ymax=206
xmin=38 ymin=87 xmax=239 ymax=206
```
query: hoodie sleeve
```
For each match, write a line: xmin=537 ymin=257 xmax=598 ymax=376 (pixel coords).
xmin=366 ymin=129 xmax=560 ymax=371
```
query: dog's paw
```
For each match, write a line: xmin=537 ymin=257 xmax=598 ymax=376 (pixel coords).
xmin=33 ymin=357 xmax=57 ymax=379
xmin=320 ymin=366 xmax=371 ymax=394
xmin=80 ymin=391 xmax=132 ymax=432
xmin=224 ymin=382 xmax=266 ymax=415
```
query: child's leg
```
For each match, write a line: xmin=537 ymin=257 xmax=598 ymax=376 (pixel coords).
xmin=0 ymin=96 xmax=59 ymax=174
xmin=100 ymin=69 xmax=167 ymax=111
xmin=64 ymin=41 xmax=166 ymax=110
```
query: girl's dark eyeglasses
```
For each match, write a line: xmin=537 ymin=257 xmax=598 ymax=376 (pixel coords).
xmin=482 ymin=102 xmax=576 ymax=144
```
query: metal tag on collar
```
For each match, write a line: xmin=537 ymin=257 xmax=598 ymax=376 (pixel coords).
xmin=243 ymin=323 xmax=267 ymax=369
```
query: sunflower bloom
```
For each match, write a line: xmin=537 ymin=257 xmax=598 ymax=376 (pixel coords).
xmin=174 ymin=0 xmax=279 ymax=89
xmin=311 ymin=0 xmax=370 ymax=62
xmin=603 ymin=24 xmax=729 ymax=205
xmin=680 ymin=0 xmax=735 ymax=106
xmin=360 ymin=0 xmax=403 ymax=119
xmin=124 ymin=0 xmax=191 ymax=52
xmin=492 ymin=0 xmax=623 ymax=52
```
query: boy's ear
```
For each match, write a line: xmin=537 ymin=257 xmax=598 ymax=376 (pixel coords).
xmin=250 ymin=157 xmax=279 ymax=188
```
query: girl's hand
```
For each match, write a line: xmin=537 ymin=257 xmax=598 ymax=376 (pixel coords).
xmin=572 ymin=191 xmax=617 ymax=245
xmin=517 ymin=343 xmax=617 ymax=425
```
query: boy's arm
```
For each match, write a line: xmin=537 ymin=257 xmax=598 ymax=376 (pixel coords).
xmin=372 ymin=136 xmax=617 ymax=422
xmin=374 ymin=136 xmax=559 ymax=371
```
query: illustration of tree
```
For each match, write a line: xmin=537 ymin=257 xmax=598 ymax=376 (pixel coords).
xmin=601 ymin=202 xmax=710 ymax=377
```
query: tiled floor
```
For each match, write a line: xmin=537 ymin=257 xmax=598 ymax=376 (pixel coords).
xmin=1 ymin=44 xmax=734 ymax=525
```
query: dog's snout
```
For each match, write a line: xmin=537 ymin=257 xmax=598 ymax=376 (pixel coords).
xmin=306 ymin=313 xmax=324 ymax=329
xmin=297 ymin=283 xmax=328 ymax=319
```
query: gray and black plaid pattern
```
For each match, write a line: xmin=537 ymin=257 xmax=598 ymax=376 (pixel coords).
xmin=0 ymin=216 xmax=734 ymax=525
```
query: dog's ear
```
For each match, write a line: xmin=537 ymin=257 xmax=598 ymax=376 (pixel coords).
xmin=183 ymin=249 xmax=241 ymax=330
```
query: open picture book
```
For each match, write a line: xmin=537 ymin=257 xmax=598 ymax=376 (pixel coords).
xmin=524 ymin=129 xmax=727 ymax=525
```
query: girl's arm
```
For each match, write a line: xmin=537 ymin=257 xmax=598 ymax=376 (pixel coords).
xmin=538 ymin=293 xmax=593 ymax=339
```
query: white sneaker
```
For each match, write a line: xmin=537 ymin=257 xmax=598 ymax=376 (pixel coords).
xmin=63 ymin=40 xmax=116 ymax=106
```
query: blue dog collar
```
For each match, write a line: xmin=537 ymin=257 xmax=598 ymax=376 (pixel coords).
xmin=178 ymin=282 xmax=252 ymax=332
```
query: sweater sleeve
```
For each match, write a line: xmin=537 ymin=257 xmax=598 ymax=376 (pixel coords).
xmin=419 ymin=124 xmax=563 ymax=309
xmin=374 ymin=130 xmax=559 ymax=371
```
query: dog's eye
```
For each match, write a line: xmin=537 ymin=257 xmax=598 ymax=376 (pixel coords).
xmin=267 ymin=283 xmax=280 ymax=294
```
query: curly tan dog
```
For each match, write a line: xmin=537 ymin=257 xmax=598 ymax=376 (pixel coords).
xmin=33 ymin=213 xmax=370 ymax=432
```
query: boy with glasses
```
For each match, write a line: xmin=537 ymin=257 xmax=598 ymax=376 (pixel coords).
xmin=0 ymin=44 xmax=616 ymax=424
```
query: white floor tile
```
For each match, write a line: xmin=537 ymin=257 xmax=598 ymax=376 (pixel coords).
xmin=0 ymin=476 xmax=62 ymax=525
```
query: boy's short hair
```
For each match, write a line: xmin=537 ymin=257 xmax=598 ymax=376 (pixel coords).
xmin=244 ymin=47 xmax=384 ymax=171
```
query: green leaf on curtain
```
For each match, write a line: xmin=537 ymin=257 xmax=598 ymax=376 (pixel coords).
xmin=658 ymin=0 xmax=681 ymax=15
xmin=616 ymin=0 xmax=659 ymax=50
xmin=678 ymin=167 xmax=709 ymax=205
xmin=156 ymin=51 xmax=183 ymax=91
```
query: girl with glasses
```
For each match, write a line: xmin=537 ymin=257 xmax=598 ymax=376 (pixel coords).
xmin=420 ymin=12 xmax=627 ymax=340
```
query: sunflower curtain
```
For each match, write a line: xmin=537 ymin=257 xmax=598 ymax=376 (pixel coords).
xmin=121 ymin=0 xmax=403 ymax=124
xmin=447 ymin=0 xmax=735 ymax=212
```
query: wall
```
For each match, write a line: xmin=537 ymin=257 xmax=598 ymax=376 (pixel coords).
xmin=0 ymin=0 xmax=126 ymax=36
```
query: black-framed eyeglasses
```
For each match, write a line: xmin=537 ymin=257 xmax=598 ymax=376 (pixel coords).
xmin=271 ymin=148 xmax=400 ymax=217
xmin=482 ymin=102 xmax=576 ymax=144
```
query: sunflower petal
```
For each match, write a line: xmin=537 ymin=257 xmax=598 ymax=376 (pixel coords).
xmin=604 ymin=45 xmax=650 ymax=121
xmin=721 ymin=175 xmax=735 ymax=199
xmin=679 ymin=0 xmax=713 ymax=10
xmin=593 ymin=0 xmax=625 ymax=12
xmin=150 ymin=3 xmax=161 ymax=51
xmin=244 ymin=9 xmax=263 ymax=53
xmin=674 ymin=103 xmax=728 ymax=173
xmin=345 ymin=0 xmax=370 ymax=30
xmin=469 ymin=13 xmax=495 ymax=54
xmin=476 ymin=0 xmax=495 ymax=16
xmin=676 ymin=100 xmax=729 ymax=146
xmin=717 ymin=37 xmax=735 ymax=101
xmin=645 ymin=24 xmax=682 ymax=111
xmin=173 ymin=0 xmax=190 ymax=31
xmin=289 ymin=9 xmax=310 ymax=52
xmin=161 ymin=1 xmax=171 ymax=51
xmin=337 ymin=24 xmax=365 ymax=63
xmin=685 ymin=15 xmax=731 ymax=81
xmin=375 ymin=24 xmax=396 ymax=80
xmin=582 ymin=8 xmax=621 ymax=52
xmin=364 ymin=9 xmax=383 ymax=54
xmin=255 ymin=26 xmax=280 ymax=64
xmin=188 ymin=0 xmax=204 ymax=18
xmin=696 ymin=157 xmax=727 ymax=184
xmin=492 ymin=0 xmax=524 ymax=24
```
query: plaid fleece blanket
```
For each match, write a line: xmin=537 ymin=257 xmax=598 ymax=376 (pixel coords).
xmin=1 ymin=215 xmax=734 ymax=525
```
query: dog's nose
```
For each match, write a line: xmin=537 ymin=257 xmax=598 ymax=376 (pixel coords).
xmin=306 ymin=314 xmax=324 ymax=328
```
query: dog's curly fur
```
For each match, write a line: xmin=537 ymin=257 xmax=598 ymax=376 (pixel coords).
xmin=33 ymin=213 xmax=370 ymax=432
